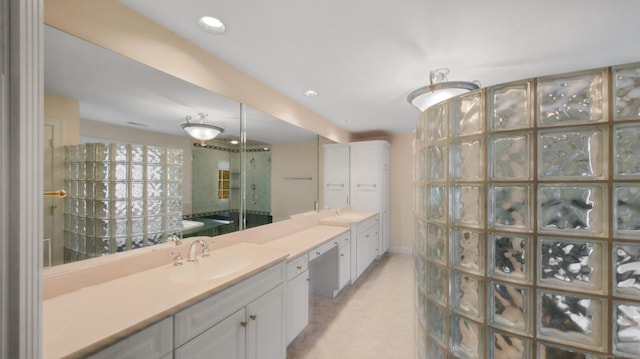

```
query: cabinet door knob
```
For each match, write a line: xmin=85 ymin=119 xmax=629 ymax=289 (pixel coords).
xmin=240 ymin=321 xmax=247 ymax=328
xmin=297 ymin=265 xmax=302 ymax=270
xmin=306 ymin=278 xmax=310 ymax=282
xmin=340 ymin=253 xmax=344 ymax=257
xmin=316 ymin=251 xmax=321 ymax=255
xmin=250 ymin=314 xmax=257 ymax=321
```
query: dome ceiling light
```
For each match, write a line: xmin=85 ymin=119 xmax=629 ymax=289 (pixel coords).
xmin=181 ymin=113 xmax=225 ymax=145
xmin=198 ymin=16 xmax=226 ymax=34
xmin=407 ymin=68 xmax=480 ymax=111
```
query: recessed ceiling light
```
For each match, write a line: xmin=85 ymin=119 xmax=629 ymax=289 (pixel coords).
xmin=303 ymin=90 xmax=319 ymax=97
xmin=199 ymin=16 xmax=226 ymax=34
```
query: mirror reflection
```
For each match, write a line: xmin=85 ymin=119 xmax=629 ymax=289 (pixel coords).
xmin=44 ymin=25 xmax=322 ymax=268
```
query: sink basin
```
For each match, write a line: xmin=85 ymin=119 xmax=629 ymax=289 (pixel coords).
xmin=169 ymin=255 xmax=253 ymax=283
xmin=182 ymin=220 xmax=204 ymax=231
xmin=319 ymin=215 xmax=366 ymax=227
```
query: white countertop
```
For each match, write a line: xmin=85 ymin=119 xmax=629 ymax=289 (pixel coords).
xmin=43 ymin=210 xmax=376 ymax=358
xmin=43 ymin=243 xmax=288 ymax=359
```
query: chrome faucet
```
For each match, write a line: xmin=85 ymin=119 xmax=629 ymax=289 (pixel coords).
xmin=168 ymin=234 xmax=182 ymax=246
xmin=187 ymin=239 xmax=213 ymax=262
xmin=169 ymin=251 xmax=184 ymax=266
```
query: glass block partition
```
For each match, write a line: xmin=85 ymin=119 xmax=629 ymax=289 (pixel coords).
xmin=414 ymin=63 xmax=640 ymax=358
xmin=64 ymin=143 xmax=183 ymax=262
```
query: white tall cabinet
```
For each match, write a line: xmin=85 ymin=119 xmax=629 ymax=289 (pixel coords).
xmin=321 ymin=144 xmax=350 ymax=209
xmin=322 ymin=140 xmax=390 ymax=257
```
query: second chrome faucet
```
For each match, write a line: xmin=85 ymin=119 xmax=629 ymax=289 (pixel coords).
xmin=187 ymin=239 xmax=213 ymax=262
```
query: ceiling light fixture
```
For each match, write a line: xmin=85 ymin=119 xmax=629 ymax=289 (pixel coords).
xmin=303 ymin=90 xmax=319 ymax=97
xmin=407 ymin=68 xmax=479 ymax=111
xmin=198 ymin=16 xmax=226 ymax=34
xmin=181 ymin=113 xmax=225 ymax=145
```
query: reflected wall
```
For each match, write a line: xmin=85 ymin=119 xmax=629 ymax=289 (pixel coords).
xmin=414 ymin=63 xmax=640 ymax=358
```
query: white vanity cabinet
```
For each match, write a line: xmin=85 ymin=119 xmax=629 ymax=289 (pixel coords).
xmin=321 ymin=143 xmax=350 ymax=209
xmin=285 ymin=255 xmax=309 ymax=345
xmin=173 ymin=262 xmax=286 ymax=359
xmin=352 ymin=214 xmax=379 ymax=280
xmin=331 ymin=231 xmax=351 ymax=291
xmin=86 ymin=317 xmax=173 ymax=359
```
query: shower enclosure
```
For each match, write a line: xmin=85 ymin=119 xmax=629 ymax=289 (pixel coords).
xmin=414 ymin=63 xmax=640 ymax=358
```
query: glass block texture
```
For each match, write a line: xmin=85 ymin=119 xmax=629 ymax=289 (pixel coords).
xmin=415 ymin=65 xmax=638 ymax=358
xmin=489 ymin=133 xmax=531 ymax=180
xmin=489 ymin=330 xmax=530 ymax=359
xmin=538 ymin=290 xmax=606 ymax=351
xmin=489 ymin=185 xmax=531 ymax=231
xmin=489 ymin=282 xmax=530 ymax=335
xmin=489 ymin=81 xmax=532 ymax=131
xmin=614 ymin=242 xmax=640 ymax=299
xmin=613 ymin=301 xmax=640 ymax=356
xmin=538 ymin=185 xmax=606 ymax=237
xmin=613 ymin=63 xmax=640 ymax=121
xmin=64 ymin=143 xmax=183 ymax=262
xmin=539 ymin=237 xmax=605 ymax=293
xmin=537 ymin=70 xmax=606 ymax=127
xmin=538 ymin=127 xmax=606 ymax=180
xmin=614 ymin=123 xmax=640 ymax=178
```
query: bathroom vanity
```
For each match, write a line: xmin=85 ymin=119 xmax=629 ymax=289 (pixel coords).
xmin=43 ymin=209 xmax=378 ymax=359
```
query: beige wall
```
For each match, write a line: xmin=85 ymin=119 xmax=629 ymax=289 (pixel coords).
xmin=80 ymin=119 xmax=195 ymax=214
xmin=44 ymin=93 xmax=80 ymax=265
xmin=389 ymin=133 xmax=414 ymax=254
xmin=271 ymin=140 xmax=319 ymax=222
xmin=44 ymin=92 xmax=80 ymax=145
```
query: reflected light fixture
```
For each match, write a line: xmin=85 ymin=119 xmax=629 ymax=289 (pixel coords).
xmin=181 ymin=113 xmax=225 ymax=145
xmin=407 ymin=68 xmax=479 ymax=111
xmin=198 ymin=16 xmax=226 ymax=34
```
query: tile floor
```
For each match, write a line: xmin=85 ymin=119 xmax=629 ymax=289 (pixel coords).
xmin=287 ymin=253 xmax=415 ymax=359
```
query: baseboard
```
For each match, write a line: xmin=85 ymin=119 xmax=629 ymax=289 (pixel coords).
xmin=388 ymin=246 xmax=412 ymax=255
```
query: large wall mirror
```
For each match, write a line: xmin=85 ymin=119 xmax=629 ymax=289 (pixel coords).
xmin=44 ymin=25 xmax=326 ymax=268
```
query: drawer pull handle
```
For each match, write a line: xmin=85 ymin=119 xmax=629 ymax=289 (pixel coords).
xmin=340 ymin=253 xmax=345 ymax=257
xmin=316 ymin=251 xmax=321 ymax=255
xmin=334 ymin=241 xmax=338 ymax=245
xmin=296 ymin=265 xmax=302 ymax=270
xmin=250 ymin=314 xmax=257 ymax=321
xmin=241 ymin=321 xmax=247 ymax=328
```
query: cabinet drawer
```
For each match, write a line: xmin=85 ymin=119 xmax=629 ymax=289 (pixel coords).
xmin=332 ymin=232 xmax=350 ymax=248
xmin=286 ymin=255 xmax=309 ymax=280
xmin=308 ymin=240 xmax=337 ymax=262
xmin=87 ymin=317 xmax=173 ymax=359
xmin=174 ymin=261 xmax=285 ymax=347
xmin=356 ymin=215 xmax=378 ymax=233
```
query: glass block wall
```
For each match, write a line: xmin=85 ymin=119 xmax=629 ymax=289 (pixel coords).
xmin=64 ymin=143 xmax=183 ymax=262
xmin=414 ymin=63 xmax=640 ymax=358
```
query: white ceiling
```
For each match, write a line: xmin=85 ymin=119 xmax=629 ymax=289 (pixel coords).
xmin=47 ymin=0 xmax=640 ymax=141
xmin=120 ymin=0 xmax=640 ymax=136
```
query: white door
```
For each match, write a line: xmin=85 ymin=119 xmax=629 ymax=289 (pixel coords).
xmin=338 ymin=243 xmax=351 ymax=289
xmin=174 ymin=308 xmax=246 ymax=359
xmin=322 ymin=144 xmax=350 ymax=209
xmin=286 ymin=272 xmax=309 ymax=344
xmin=43 ymin=119 xmax=64 ymax=267
xmin=246 ymin=283 xmax=286 ymax=359
xmin=349 ymin=143 xmax=381 ymax=211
